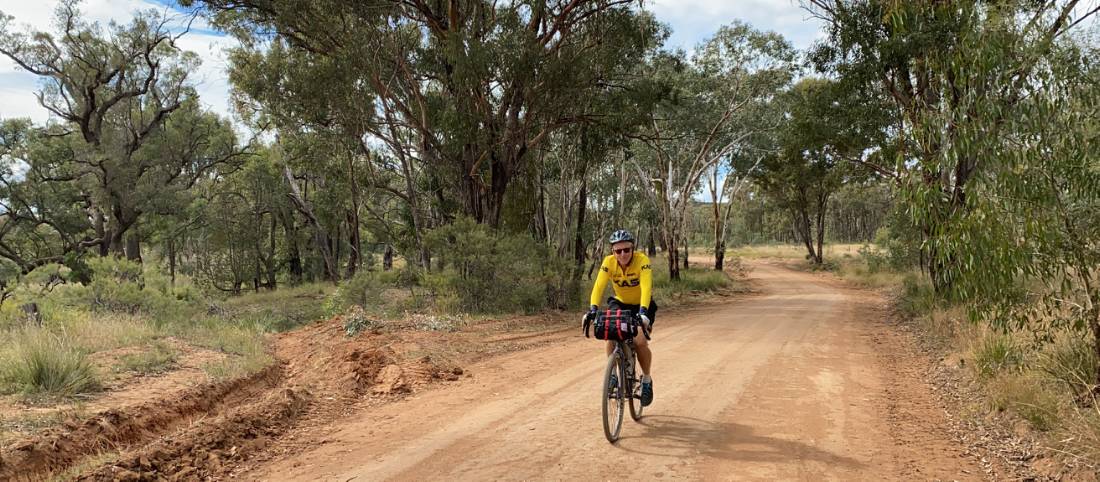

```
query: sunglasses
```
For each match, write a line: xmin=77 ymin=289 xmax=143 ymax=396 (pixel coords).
xmin=613 ymin=247 xmax=633 ymax=255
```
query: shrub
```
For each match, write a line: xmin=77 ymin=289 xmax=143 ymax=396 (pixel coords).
xmin=858 ymin=244 xmax=889 ymax=274
xmin=422 ymin=218 xmax=570 ymax=314
xmin=324 ymin=271 xmax=385 ymax=318
xmin=1037 ymin=334 xmax=1098 ymax=399
xmin=0 ymin=331 xmax=102 ymax=397
xmin=59 ymin=257 xmax=184 ymax=316
xmin=343 ymin=305 xmax=376 ymax=337
xmin=897 ymin=274 xmax=938 ymax=318
xmin=972 ymin=332 xmax=1021 ymax=379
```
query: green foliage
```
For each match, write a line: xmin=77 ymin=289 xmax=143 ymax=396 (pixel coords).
xmin=115 ymin=342 xmax=178 ymax=375
xmin=423 ymin=218 xmax=569 ymax=314
xmin=652 ymin=261 xmax=733 ymax=299
xmin=972 ymin=333 xmax=1021 ymax=380
xmin=858 ymin=244 xmax=888 ymax=274
xmin=59 ymin=257 xmax=186 ymax=316
xmin=342 ymin=306 xmax=375 ymax=337
xmin=897 ymin=274 xmax=939 ymax=319
xmin=0 ymin=331 xmax=102 ymax=397
xmin=1037 ymin=335 xmax=1099 ymax=400
xmin=324 ymin=271 xmax=385 ymax=317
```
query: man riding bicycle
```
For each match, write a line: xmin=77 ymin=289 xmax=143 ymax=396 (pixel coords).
xmin=583 ymin=229 xmax=657 ymax=406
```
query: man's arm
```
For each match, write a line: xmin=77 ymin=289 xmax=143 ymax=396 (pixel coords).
xmin=639 ymin=258 xmax=652 ymax=309
xmin=589 ymin=257 xmax=611 ymax=308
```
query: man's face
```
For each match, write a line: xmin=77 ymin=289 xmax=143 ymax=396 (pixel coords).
xmin=612 ymin=241 xmax=634 ymax=265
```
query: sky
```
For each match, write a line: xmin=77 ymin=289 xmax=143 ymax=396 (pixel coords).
xmin=0 ymin=0 xmax=827 ymax=125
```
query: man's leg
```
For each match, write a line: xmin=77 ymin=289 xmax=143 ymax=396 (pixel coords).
xmin=634 ymin=335 xmax=652 ymax=376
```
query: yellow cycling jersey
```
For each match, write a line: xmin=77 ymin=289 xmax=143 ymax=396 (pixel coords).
xmin=589 ymin=252 xmax=653 ymax=309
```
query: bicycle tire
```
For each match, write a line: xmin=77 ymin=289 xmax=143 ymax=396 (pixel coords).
xmin=602 ymin=349 xmax=625 ymax=443
xmin=628 ymin=348 xmax=644 ymax=421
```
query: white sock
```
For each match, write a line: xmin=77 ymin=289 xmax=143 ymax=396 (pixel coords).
xmin=641 ymin=374 xmax=652 ymax=383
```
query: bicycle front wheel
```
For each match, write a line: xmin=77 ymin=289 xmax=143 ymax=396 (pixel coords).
xmin=628 ymin=351 xmax=644 ymax=421
xmin=602 ymin=351 xmax=625 ymax=443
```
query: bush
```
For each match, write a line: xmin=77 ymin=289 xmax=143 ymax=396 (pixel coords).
xmin=1037 ymin=334 xmax=1098 ymax=399
xmin=859 ymin=244 xmax=889 ymax=274
xmin=422 ymin=218 xmax=572 ymax=314
xmin=324 ymin=271 xmax=385 ymax=318
xmin=988 ymin=373 xmax=1062 ymax=431
xmin=343 ymin=305 xmax=377 ymax=337
xmin=0 ymin=331 xmax=102 ymax=397
xmin=59 ymin=257 xmax=185 ymax=316
xmin=897 ymin=274 xmax=938 ymax=318
xmin=972 ymin=332 xmax=1021 ymax=379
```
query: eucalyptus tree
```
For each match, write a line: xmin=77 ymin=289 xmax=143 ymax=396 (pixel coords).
xmin=0 ymin=1 xmax=245 ymax=261
xmin=188 ymin=0 xmax=663 ymax=238
xmin=631 ymin=23 xmax=796 ymax=279
xmin=754 ymin=77 xmax=889 ymax=265
xmin=0 ymin=119 xmax=97 ymax=274
xmin=805 ymin=0 xmax=1100 ymax=289
xmin=938 ymin=37 xmax=1100 ymax=388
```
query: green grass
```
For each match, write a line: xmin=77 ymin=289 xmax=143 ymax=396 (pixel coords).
xmin=115 ymin=341 xmax=178 ymax=375
xmin=219 ymin=282 xmax=332 ymax=333
xmin=972 ymin=332 xmax=1021 ymax=380
xmin=0 ymin=330 xmax=102 ymax=398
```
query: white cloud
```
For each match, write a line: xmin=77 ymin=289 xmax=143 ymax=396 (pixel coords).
xmin=0 ymin=75 xmax=47 ymax=123
xmin=0 ymin=0 xmax=238 ymax=124
xmin=646 ymin=0 xmax=826 ymax=52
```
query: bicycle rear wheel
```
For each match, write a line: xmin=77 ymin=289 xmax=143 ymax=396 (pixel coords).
xmin=602 ymin=350 xmax=625 ymax=443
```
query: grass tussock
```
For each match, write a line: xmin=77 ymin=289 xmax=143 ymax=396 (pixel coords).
xmin=115 ymin=341 xmax=178 ymax=375
xmin=0 ymin=330 xmax=102 ymax=398
xmin=971 ymin=332 xmax=1022 ymax=380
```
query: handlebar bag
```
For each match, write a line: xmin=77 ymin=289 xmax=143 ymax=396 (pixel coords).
xmin=594 ymin=308 xmax=637 ymax=341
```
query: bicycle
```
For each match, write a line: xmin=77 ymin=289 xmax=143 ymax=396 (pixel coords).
xmin=584 ymin=310 xmax=651 ymax=443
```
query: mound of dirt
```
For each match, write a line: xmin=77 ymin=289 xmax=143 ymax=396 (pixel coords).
xmin=274 ymin=310 xmax=462 ymax=397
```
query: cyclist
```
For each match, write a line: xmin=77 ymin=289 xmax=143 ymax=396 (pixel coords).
xmin=583 ymin=229 xmax=657 ymax=406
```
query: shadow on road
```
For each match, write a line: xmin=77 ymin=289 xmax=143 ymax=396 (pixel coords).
xmin=615 ymin=414 xmax=864 ymax=469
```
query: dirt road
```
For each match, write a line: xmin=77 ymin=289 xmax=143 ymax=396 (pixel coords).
xmin=243 ymin=261 xmax=981 ymax=481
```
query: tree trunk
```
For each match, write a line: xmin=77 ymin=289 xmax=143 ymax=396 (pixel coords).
xmin=647 ymin=227 xmax=656 ymax=257
xmin=815 ymin=193 xmax=829 ymax=265
xmin=572 ymin=178 xmax=588 ymax=280
xmin=667 ymin=237 xmax=681 ymax=280
xmin=795 ymin=207 xmax=819 ymax=264
xmin=714 ymin=240 xmax=725 ymax=271
xmin=284 ymin=166 xmax=339 ymax=284
xmin=125 ymin=232 xmax=142 ymax=263
xmin=383 ymin=244 xmax=394 ymax=271
xmin=346 ymin=210 xmax=361 ymax=278
xmin=168 ymin=237 xmax=176 ymax=286
xmin=682 ymin=235 xmax=689 ymax=270
xmin=95 ymin=209 xmax=108 ymax=257
xmin=283 ymin=214 xmax=304 ymax=285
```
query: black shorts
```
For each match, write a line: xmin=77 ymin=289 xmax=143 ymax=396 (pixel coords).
xmin=606 ymin=297 xmax=657 ymax=324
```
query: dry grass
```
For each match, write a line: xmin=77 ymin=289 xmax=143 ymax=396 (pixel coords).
xmin=730 ymin=243 xmax=864 ymax=260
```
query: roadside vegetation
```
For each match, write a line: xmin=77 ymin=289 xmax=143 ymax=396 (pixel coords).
xmin=0 ymin=0 xmax=1098 ymax=475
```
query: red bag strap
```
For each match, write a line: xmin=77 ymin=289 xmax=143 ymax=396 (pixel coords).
xmin=603 ymin=308 xmax=611 ymax=339
xmin=615 ymin=308 xmax=623 ymax=339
